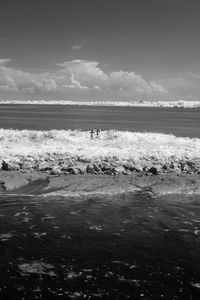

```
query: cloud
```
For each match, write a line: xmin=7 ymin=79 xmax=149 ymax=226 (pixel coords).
xmin=185 ymin=72 xmax=200 ymax=80
xmin=32 ymin=78 xmax=58 ymax=91
xmin=0 ymin=58 xmax=11 ymax=65
xmin=70 ymin=44 xmax=84 ymax=50
xmin=0 ymin=58 xmax=168 ymax=100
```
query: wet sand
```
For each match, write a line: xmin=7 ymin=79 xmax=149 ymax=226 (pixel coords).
xmin=0 ymin=171 xmax=200 ymax=197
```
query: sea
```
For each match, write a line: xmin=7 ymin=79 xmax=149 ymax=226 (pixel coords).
xmin=0 ymin=104 xmax=200 ymax=299
xmin=0 ymin=104 xmax=200 ymax=137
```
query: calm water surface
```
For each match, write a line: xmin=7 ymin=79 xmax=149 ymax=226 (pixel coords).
xmin=0 ymin=192 xmax=200 ymax=299
xmin=0 ymin=104 xmax=200 ymax=137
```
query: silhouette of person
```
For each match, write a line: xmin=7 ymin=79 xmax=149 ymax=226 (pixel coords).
xmin=96 ymin=129 xmax=101 ymax=138
xmin=90 ymin=129 xmax=94 ymax=139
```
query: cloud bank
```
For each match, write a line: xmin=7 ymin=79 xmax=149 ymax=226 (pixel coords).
xmin=0 ymin=59 xmax=168 ymax=100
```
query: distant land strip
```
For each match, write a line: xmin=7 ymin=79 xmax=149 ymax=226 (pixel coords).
xmin=0 ymin=100 xmax=200 ymax=108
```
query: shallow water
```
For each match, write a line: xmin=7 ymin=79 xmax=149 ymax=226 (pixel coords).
xmin=0 ymin=192 xmax=200 ymax=299
xmin=0 ymin=104 xmax=200 ymax=137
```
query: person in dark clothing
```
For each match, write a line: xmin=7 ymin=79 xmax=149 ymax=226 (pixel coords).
xmin=90 ymin=129 xmax=94 ymax=139
xmin=96 ymin=129 xmax=101 ymax=138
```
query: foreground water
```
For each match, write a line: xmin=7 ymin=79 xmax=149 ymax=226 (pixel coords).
xmin=0 ymin=104 xmax=200 ymax=137
xmin=0 ymin=192 xmax=200 ymax=299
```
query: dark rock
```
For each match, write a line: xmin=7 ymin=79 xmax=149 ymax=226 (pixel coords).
xmin=66 ymin=167 xmax=78 ymax=175
xmin=162 ymin=163 xmax=171 ymax=172
xmin=2 ymin=160 xmax=20 ymax=171
xmin=142 ymin=166 xmax=148 ymax=173
xmin=1 ymin=160 xmax=9 ymax=171
xmin=123 ymin=161 xmax=134 ymax=171
xmin=93 ymin=163 xmax=102 ymax=173
xmin=101 ymin=163 xmax=112 ymax=172
xmin=123 ymin=170 xmax=128 ymax=175
xmin=104 ymin=170 xmax=113 ymax=175
xmin=60 ymin=164 xmax=71 ymax=171
xmin=181 ymin=163 xmax=191 ymax=173
xmin=147 ymin=166 xmax=159 ymax=175
xmin=86 ymin=164 xmax=95 ymax=174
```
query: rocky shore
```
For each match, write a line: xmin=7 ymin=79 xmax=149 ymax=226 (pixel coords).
xmin=0 ymin=156 xmax=200 ymax=197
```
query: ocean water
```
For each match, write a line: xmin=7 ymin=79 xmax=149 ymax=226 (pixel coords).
xmin=0 ymin=104 xmax=200 ymax=137
xmin=0 ymin=104 xmax=200 ymax=299
xmin=0 ymin=192 xmax=200 ymax=299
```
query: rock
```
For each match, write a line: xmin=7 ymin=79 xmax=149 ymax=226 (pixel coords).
xmin=147 ymin=166 xmax=159 ymax=175
xmin=38 ymin=161 xmax=52 ymax=171
xmin=133 ymin=165 xmax=143 ymax=173
xmin=66 ymin=167 xmax=78 ymax=175
xmin=60 ymin=164 xmax=71 ymax=171
xmin=142 ymin=166 xmax=148 ymax=173
xmin=1 ymin=160 xmax=20 ymax=171
xmin=122 ymin=170 xmax=128 ymax=175
xmin=50 ymin=167 xmax=61 ymax=175
xmin=79 ymin=158 xmax=91 ymax=163
xmin=21 ymin=161 xmax=35 ymax=170
xmin=67 ymin=160 xmax=75 ymax=167
xmin=63 ymin=171 xmax=70 ymax=175
xmin=101 ymin=163 xmax=112 ymax=172
xmin=93 ymin=159 xmax=102 ymax=165
xmin=1 ymin=160 xmax=9 ymax=171
xmin=162 ymin=163 xmax=171 ymax=172
xmin=93 ymin=163 xmax=102 ymax=173
xmin=114 ymin=166 xmax=125 ymax=174
xmin=76 ymin=164 xmax=86 ymax=174
xmin=181 ymin=163 xmax=192 ymax=173
xmin=86 ymin=164 xmax=95 ymax=174
xmin=123 ymin=161 xmax=134 ymax=171
xmin=172 ymin=163 xmax=181 ymax=173
xmin=104 ymin=170 xmax=113 ymax=175
xmin=108 ymin=160 xmax=118 ymax=167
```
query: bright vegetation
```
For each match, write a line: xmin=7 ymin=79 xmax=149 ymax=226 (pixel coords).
xmin=0 ymin=129 xmax=200 ymax=167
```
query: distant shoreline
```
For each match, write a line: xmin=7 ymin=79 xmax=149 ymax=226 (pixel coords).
xmin=0 ymin=100 xmax=200 ymax=108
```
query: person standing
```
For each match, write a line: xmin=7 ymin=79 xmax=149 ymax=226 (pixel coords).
xmin=90 ymin=129 xmax=94 ymax=139
xmin=96 ymin=128 xmax=101 ymax=138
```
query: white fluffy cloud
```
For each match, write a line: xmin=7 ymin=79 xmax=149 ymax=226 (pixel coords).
xmin=0 ymin=59 xmax=168 ymax=99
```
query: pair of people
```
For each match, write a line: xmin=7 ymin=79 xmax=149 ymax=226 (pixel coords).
xmin=90 ymin=129 xmax=100 ymax=139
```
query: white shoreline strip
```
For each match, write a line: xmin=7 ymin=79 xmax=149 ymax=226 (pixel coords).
xmin=0 ymin=100 xmax=200 ymax=108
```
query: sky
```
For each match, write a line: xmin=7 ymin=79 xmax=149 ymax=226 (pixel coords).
xmin=0 ymin=0 xmax=200 ymax=101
